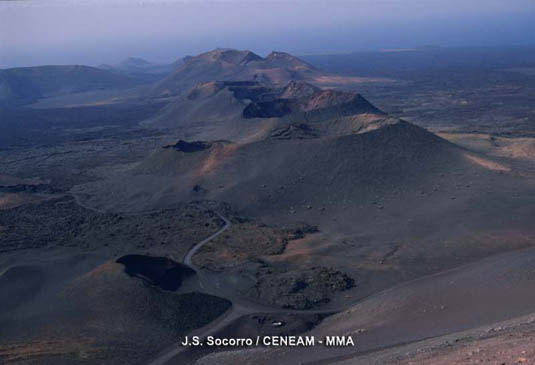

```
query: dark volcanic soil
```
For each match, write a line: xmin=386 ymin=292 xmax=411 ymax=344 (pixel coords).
xmin=164 ymin=140 xmax=213 ymax=152
xmin=0 ymin=197 xmax=229 ymax=363
xmin=248 ymin=266 xmax=354 ymax=310
xmin=117 ymin=254 xmax=195 ymax=291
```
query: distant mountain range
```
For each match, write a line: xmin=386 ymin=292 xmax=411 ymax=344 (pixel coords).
xmin=98 ymin=57 xmax=183 ymax=83
xmin=0 ymin=65 xmax=140 ymax=107
xmin=0 ymin=48 xmax=394 ymax=108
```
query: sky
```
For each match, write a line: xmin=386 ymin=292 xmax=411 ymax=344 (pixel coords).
xmin=1 ymin=0 xmax=534 ymax=68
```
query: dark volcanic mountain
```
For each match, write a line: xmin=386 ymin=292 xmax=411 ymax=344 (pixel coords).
xmin=150 ymin=48 xmax=325 ymax=97
xmin=145 ymin=80 xmax=393 ymax=142
xmin=73 ymin=51 xmax=468 ymax=224
xmin=0 ymin=65 xmax=140 ymax=106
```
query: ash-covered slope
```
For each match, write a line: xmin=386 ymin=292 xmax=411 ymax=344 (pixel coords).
xmin=177 ymin=121 xmax=455 ymax=213
xmin=0 ymin=65 xmax=140 ymax=106
xmin=150 ymin=48 xmax=325 ymax=97
xmin=0 ymin=257 xmax=230 ymax=364
xmin=94 ymin=117 xmax=458 ymax=217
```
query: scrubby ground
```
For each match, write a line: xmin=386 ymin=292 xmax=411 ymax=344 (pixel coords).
xmin=0 ymin=195 xmax=223 ymax=256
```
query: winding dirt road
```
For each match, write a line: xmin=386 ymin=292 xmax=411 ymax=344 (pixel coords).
xmin=183 ymin=211 xmax=231 ymax=268
xmin=150 ymin=208 xmax=328 ymax=365
xmin=150 ymin=209 xmax=254 ymax=365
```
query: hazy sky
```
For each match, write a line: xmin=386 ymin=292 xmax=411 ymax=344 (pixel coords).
xmin=1 ymin=0 xmax=534 ymax=68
